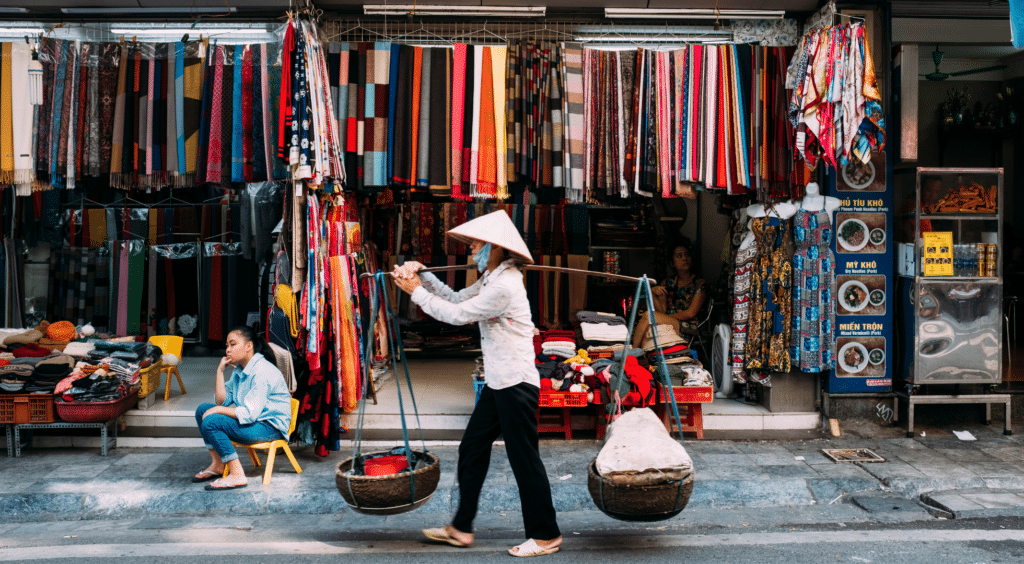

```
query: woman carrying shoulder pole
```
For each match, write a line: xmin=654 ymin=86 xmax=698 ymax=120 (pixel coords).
xmin=391 ymin=210 xmax=562 ymax=558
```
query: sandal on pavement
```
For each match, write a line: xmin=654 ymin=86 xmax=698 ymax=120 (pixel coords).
xmin=191 ymin=469 xmax=221 ymax=483
xmin=509 ymin=539 xmax=560 ymax=557
xmin=422 ymin=527 xmax=470 ymax=548
xmin=204 ymin=479 xmax=247 ymax=491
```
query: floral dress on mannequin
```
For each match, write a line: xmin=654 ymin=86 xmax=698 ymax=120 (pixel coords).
xmin=789 ymin=208 xmax=835 ymax=372
xmin=745 ymin=214 xmax=793 ymax=385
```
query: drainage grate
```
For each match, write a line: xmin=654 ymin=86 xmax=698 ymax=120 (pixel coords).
xmin=821 ymin=448 xmax=885 ymax=463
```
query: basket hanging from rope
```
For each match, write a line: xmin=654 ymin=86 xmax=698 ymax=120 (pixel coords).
xmin=587 ymin=276 xmax=695 ymax=522
xmin=334 ymin=271 xmax=440 ymax=516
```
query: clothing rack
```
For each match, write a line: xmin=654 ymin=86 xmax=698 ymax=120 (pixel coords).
xmin=804 ymin=0 xmax=867 ymax=33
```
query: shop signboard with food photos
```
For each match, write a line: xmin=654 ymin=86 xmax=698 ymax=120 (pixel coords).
xmin=827 ymin=150 xmax=894 ymax=393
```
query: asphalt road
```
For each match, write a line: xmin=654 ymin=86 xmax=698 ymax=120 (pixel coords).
xmin=3 ymin=509 xmax=1024 ymax=563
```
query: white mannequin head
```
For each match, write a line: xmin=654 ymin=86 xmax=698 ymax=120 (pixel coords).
xmin=805 ymin=182 xmax=820 ymax=197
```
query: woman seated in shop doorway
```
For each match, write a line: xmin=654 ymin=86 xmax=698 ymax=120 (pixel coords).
xmin=192 ymin=326 xmax=292 ymax=491
xmin=631 ymin=238 xmax=708 ymax=349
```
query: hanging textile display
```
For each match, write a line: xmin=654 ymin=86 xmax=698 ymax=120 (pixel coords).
xmin=201 ymin=242 xmax=254 ymax=343
xmin=279 ymin=18 xmax=344 ymax=188
xmin=787 ymin=21 xmax=884 ymax=171
xmin=196 ymin=42 xmax=287 ymax=186
xmin=107 ymin=239 xmax=146 ymax=336
xmin=559 ymin=42 xmax=585 ymax=202
xmin=506 ymin=41 xmax=560 ymax=195
xmin=147 ymin=243 xmax=200 ymax=338
xmin=0 ymin=43 xmax=35 ymax=186
xmin=24 ymin=38 xmax=284 ymax=190
xmin=383 ymin=45 xmax=453 ymax=195
xmin=2 ymin=238 xmax=26 ymax=328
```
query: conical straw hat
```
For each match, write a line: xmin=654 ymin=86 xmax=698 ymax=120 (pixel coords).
xmin=446 ymin=210 xmax=534 ymax=265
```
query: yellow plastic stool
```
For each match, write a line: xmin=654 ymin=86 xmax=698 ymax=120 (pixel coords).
xmin=224 ymin=398 xmax=303 ymax=485
xmin=148 ymin=335 xmax=187 ymax=401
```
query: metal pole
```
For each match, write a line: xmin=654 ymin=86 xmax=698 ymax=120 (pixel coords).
xmin=361 ymin=264 xmax=656 ymax=285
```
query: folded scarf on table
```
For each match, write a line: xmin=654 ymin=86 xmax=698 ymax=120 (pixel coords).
xmin=576 ymin=311 xmax=627 ymax=326
xmin=0 ymin=364 xmax=33 ymax=377
xmin=580 ymin=322 xmax=629 ymax=342
xmin=12 ymin=343 xmax=52 ymax=358
xmin=34 ymin=352 xmax=75 ymax=368
xmin=2 ymin=327 xmax=43 ymax=347
xmin=63 ymin=342 xmax=95 ymax=358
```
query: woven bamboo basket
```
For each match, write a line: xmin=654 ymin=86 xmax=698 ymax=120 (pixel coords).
xmin=335 ymin=451 xmax=440 ymax=516
xmin=587 ymin=457 xmax=694 ymax=522
xmin=136 ymin=361 xmax=164 ymax=399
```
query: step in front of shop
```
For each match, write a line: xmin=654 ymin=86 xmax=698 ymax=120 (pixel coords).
xmin=15 ymin=406 xmax=822 ymax=450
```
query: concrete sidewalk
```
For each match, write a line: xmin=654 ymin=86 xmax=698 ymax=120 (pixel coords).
xmin=4 ymin=422 xmax=1024 ymax=523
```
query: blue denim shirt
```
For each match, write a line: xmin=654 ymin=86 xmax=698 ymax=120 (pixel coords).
xmin=223 ymin=353 xmax=291 ymax=439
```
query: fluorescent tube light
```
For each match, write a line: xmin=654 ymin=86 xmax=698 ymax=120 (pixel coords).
xmin=605 ymin=8 xmax=785 ymax=20
xmin=0 ymin=8 xmax=28 ymax=13
xmin=364 ymin=5 xmax=545 ymax=17
xmin=62 ymin=7 xmax=236 ymax=14
xmin=0 ymin=27 xmax=45 ymax=35
xmin=110 ymin=27 xmax=267 ymax=36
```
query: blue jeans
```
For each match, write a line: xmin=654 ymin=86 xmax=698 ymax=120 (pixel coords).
xmin=195 ymin=403 xmax=282 ymax=463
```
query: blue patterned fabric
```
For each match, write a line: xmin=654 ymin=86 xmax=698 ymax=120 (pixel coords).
xmin=231 ymin=46 xmax=245 ymax=182
xmin=790 ymin=208 xmax=835 ymax=372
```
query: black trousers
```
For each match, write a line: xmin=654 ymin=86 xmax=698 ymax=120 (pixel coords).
xmin=452 ymin=382 xmax=561 ymax=540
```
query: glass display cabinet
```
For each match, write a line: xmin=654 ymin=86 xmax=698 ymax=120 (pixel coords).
xmin=893 ymin=168 xmax=1010 ymax=437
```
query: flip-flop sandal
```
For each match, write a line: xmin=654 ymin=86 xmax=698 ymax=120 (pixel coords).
xmin=509 ymin=539 xmax=560 ymax=558
xmin=191 ymin=469 xmax=222 ymax=483
xmin=204 ymin=479 xmax=247 ymax=491
xmin=422 ymin=527 xmax=470 ymax=548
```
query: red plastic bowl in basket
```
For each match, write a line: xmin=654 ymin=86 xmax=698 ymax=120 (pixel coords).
xmin=364 ymin=455 xmax=410 ymax=476
xmin=54 ymin=388 xmax=139 ymax=423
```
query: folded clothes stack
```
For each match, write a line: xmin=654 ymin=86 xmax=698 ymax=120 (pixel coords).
xmin=540 ymin=329 xmax=577 ymax=359
xmin=63 ymin=369 xmax=128 ymax=402
xmin=579 ymin=322 xmax=629 ymax=343
xmin=11 ymin=343 xmax=52 ymax=358
xmin=655 ymin=362 xmax=713 ymax=387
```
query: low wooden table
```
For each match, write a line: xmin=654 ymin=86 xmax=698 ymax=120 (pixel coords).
xmin=653 ymin=386 xmax=714 ymax=439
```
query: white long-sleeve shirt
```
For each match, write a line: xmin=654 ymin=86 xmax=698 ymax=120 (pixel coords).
xmin=411 ymin=259 xmax=540 ymax=390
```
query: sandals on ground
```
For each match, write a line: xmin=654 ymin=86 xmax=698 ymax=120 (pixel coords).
xmin=509 ymin=539 xmax=560 ymax=557
xmin=422 ymin=527 xmax=471 ymax=548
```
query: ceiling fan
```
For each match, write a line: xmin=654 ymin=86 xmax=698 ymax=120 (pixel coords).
xmin=921 ymin=45 xmax=1007 ymax=81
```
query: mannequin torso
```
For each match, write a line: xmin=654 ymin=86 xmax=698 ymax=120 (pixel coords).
xmin=740 ymin=202 xmax=796 ymax=248
xmin=798 ymin=183 xmax=841 ymax=218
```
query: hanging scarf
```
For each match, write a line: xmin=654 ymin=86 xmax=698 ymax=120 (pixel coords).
xmin=428 ymin=46 xmax=451 ymax=196
xmin=231 ymin=45 xmax=245 ymax=182
xmin=476 ymin=47 xmax=497 ymax=197
xmin=0 ymin=42 xmax=14 ymax=184
xmin=390 ymin=44 xmax=413 ymax=186
xmin=11 ymin=43 xmax=33 ymax=185
xmin=450 ymin=43 xmax=467 ymax=198
xmin=181 ymin=40 xmax=203 ymax=184
xmin=415 ymin=47 xmax=432 ymax=188
xmin=560 ymin=42 xmax=585 ymax=201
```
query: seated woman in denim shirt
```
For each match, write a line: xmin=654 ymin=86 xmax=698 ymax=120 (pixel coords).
xmin=192 ymin=326 xmax=291 ymax=491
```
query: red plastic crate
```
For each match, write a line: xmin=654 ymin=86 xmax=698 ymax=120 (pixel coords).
xmin=539 ymin=391 xmax=588 ymax=408
xmin=54 ymin=388 xmax=138 ymax=423
xmin=0 ymin=394 xmax=56 ymax=424
xmin=364 ymin=455 xmax=410 ymax=476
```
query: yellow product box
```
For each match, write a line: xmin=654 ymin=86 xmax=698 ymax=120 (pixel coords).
xmin=922 ymin=232 xmax=953 ymax=276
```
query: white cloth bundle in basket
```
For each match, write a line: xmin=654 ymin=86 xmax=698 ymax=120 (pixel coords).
xmin=596 ymin=407 xmax=693 ymax=478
